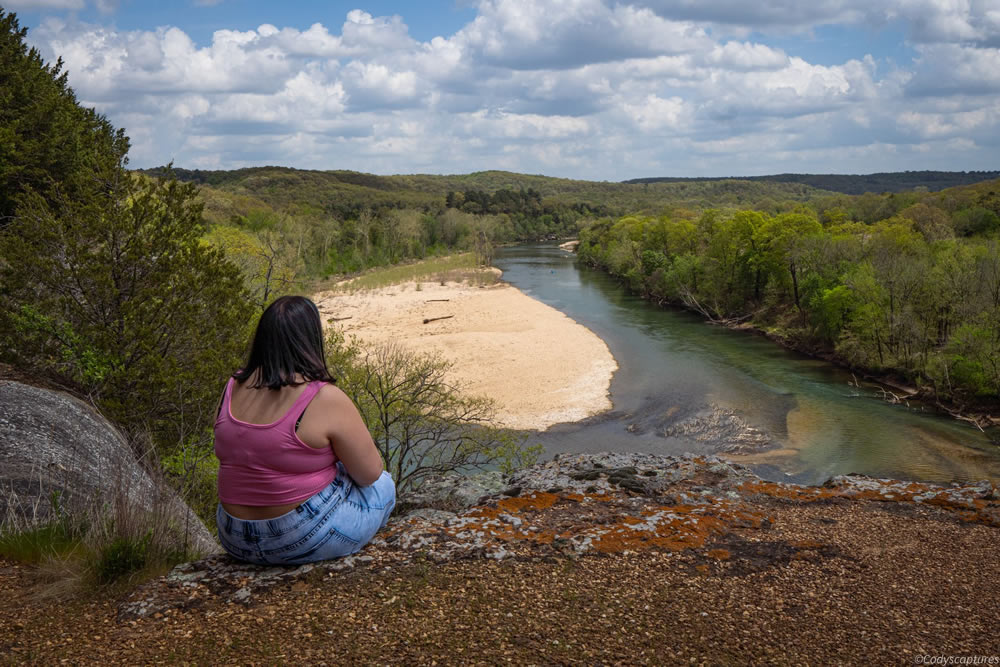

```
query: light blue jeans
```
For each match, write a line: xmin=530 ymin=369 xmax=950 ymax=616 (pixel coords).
xmin=216 ymin=463 xmax=396 ymax=566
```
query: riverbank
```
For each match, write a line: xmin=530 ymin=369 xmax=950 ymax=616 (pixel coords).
xmin=314 ymin=272 xmax=617 ymax=430
xmin=574 ymin=247 xmax=999 ymax=433
xmin=724 ymin=319 xmax=1000 ymax=432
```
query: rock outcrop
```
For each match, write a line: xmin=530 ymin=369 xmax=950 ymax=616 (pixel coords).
xmin=0 ymin=381 xmax=218 ymax=556
xmin=119 ymin=452 xmax=998 ymax=619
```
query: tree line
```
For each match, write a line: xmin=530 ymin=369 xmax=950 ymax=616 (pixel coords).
xmin=197 ymin=185 xmax=602 ymax=301
xmin=577 ymin=186 xmax=1000 ymax=408
xmin=624 ymin=171 xmax=1000 ymax=195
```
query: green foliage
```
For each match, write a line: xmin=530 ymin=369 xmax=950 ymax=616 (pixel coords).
xmin=148 ymin=165 xmax=1000 ymax=299
xmin=445 ymin=186 xmax=591 ymax=240
xmin=810 ymin=284 xmax=857 ymax=344
xmin=8 ymin=305 xmax=115 ymax=384
xmin=0 ymin=170 xmax=256 ymax=448
xmin=953 ymin=206 xmax=1000 ymax=237
xmin=578 ymin=185 xmax=1000 ymax=404
xmin=0 ymin=9 xmax=127 ymax=222
xmin=625 ymin=171 xmax=1000 ymax=195
xmin=155 ymin=166 xmax=836 ymax=214
xmin=95 ymin=531 xmax=151 ymax=584
xmin=204 ymin=224 xmax=302 ymax=311
xmin=160 ymin=444 xmax=220 ymax=529
xmin=935 ymin=323 xmax=1000 ymax=397
xmin=143 ymin=165 xmax=846 ymax=291
xmin=0 ymin=14 xmax=257 ymax=453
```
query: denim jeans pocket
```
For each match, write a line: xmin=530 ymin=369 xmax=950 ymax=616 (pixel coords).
xmin=268 ymin=526 xmax=360 ymax=564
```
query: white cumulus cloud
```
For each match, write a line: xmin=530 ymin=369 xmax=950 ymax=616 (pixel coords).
xmin=18 ymin=0 xmax=1000 ymax=177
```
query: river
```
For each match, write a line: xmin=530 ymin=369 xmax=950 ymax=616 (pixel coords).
xmin=493 ymin=243 xmax=1000 ymax=485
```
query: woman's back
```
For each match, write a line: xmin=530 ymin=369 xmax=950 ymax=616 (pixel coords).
xmin=215 ymin=375 xmax=338 ymax=509
xmin=226 ymin=373 xmax=330 ymax=450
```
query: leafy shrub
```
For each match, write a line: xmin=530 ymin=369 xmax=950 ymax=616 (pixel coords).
xmin=326 ymin=332 xmax=540 ymax=494
xmin=160 ymin=442 xmax=221 ymax=529
xmin=0 ymin=171 xmax=256 ymax=451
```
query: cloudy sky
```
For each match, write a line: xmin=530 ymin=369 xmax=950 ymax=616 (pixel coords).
xmin=8 ymin=0 xmax=1000 ymax=179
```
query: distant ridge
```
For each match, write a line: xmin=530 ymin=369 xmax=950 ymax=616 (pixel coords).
xmin=622 ymin=171 xmax=1000 ymax=195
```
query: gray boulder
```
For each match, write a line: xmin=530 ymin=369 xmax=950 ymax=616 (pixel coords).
xmin=400 ymin=470 xmax=508 ymax=511
xmin=0 ymin=380 xmax=219 ymax=556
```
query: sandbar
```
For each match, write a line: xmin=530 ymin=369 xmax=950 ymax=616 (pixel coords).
xmin=314 ymin=273 xmax=617 ymax=430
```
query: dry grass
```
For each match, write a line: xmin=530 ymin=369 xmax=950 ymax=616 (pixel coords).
xmin=0 ymin=441 xmax=211 ymax=598
xmin=314 ymin=253 xmax=498 ymax=293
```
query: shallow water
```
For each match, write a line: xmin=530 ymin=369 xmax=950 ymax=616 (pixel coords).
xmin=494 ymin=243 xmax=1000 ymax=485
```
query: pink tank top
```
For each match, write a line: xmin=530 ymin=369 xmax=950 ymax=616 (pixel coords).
xmin=214 ymin=377 xmax=338 ymax=506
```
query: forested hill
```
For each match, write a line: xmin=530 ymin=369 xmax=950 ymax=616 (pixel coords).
xmin=624 ymin=171 xmax=1000 ymax=195
xmin=139 ymin=166 xmax=835 ymax=217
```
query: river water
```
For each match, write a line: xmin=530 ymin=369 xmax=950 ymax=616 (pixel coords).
xmin=494 ymin=243 xmax=1000 ymax=485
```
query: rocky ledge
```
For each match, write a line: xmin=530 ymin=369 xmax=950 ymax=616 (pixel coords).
xmin=120 ymin=452 xmax=999 ymax=620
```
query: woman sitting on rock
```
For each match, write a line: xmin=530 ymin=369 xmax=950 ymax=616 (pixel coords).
xmin=213 ymin=295 xmax=395 ymax=565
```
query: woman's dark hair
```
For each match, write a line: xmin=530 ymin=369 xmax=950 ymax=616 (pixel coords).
xmin=233 ymin=296 xmax=335 ymax=390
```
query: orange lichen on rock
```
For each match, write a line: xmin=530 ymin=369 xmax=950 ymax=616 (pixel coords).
xmin=590 ymin=503 xmax=769 ymax=554
xmin=737 ymin=478 xmax=999 ymax=526
xmin=737 ymin=480 xmax=840 ymax=502
xmin=376 ymin=458 xmax=995 ymax=574
xmin=496 ymin=492 xmax=560 ymax=513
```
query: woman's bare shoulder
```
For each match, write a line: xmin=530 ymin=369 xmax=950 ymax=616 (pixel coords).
xmin=315 ymin=382 xmax=352 ymax=407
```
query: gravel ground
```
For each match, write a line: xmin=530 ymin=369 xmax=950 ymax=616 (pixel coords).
xmin=2 ymin=497 xmax=998 ymax=665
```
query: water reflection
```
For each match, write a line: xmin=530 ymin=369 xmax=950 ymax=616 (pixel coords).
xmin=494 ymin=244 xmax=1000 ymax=484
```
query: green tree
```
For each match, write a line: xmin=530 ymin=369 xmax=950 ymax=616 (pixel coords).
xmin=702 ymin=211 xmax=759 ymax=314
xmin=204 ymin=225 xmax=301 ymax=312
xmin=810 ymin=284 xmax=857 ymax=344
xmin=900 ymin=203 xmax=953 ymax=242
xmin=0 ymin=10 xmax=126 ymax=223
xmin=953 ymin=206 xmax=1000 ymax=237
xmin=838 ymin=262 xmax=890 ymax=367
xmin=865 ymin=217 xmax=927 ymax=364
xmin=754 ymin=213 xmax=823 ymax=314
xmin=0 ymin=171 xmax=255 ymax=448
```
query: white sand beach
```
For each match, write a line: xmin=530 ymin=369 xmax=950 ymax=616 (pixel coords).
xmin=314 ymin=274 xmax=617 ymax=430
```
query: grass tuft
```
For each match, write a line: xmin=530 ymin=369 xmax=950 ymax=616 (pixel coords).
xmin=0 ymin=521 xmax=83 ymax=564
xmin=1 ymin=440 xmax=215 ymax=596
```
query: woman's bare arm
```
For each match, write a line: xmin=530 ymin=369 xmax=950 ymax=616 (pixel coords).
xmin=317 ymin=384 xmax=384 ymax=486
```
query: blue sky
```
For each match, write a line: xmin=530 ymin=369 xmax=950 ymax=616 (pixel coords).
xmin=757 ymin=23 xmax=916 ymax=67
xmin=15 ymin=1 xmax=479 ymax=44
xmin=7 ymin=0 xmax=1000 ymax=179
